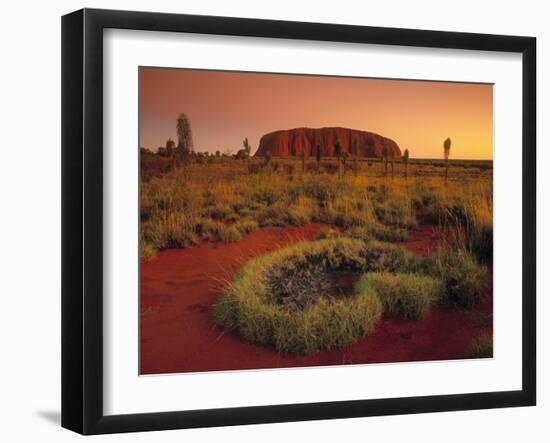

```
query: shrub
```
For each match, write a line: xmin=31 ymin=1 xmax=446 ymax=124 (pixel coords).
xmin=217 ymin=225 xmax=242 ymax=243
xmin=140 ymin=240 xmax=157 ymax=262
xmin=316 ymin=227 xmax=340 ymax=239
xmin=423 ymin=248 xmax=487 ymax=308
xmin=356 ymin=273 xmax=441 ymax=319
xmin=286 ymin=198 xmax=315 ymax=226
xmin=142 ymin=211 xmax=199 ymax=249
xmin=374 ymin=196 xmax=417 ymax=229
xmin=257 ymin=202 xmax=289 ymax=227
xmin=206 ymin=203 xmax=238 ymax=221
xmin=252 ymin=184 xmax=281 ymax=206
xmin=363 ymin=240 xmax=420 ymax=273
xmin=465 ymin=333 xmax=493 ymax=358
xmin=235 ymin=218 xmax=259 ymax=235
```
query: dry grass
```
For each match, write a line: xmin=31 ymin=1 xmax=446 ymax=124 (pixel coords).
xmin=140 ymin=155 xmax=492 ymax=261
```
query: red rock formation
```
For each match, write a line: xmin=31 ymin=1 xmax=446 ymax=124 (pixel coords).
xmin=254 ymin=127 xmax=401 ymax=158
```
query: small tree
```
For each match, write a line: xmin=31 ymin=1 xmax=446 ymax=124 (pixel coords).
xmin=243 ymin=138 xmax=251 ymax=156
xmin=316 ymin=144 xmax=322 ymax=171
xmin=352 ymin=140 xmax=359 ymax=174
xmin=443 ymin=137 xmax=451 ymax=185
xmin=342 ymin=151 xmax=350 ymax=176
xmin=165 ymin=138 xmax=175 ymax=157
xmin=382 ymin=143 xmax=389 ymax=177
xmin=215 ymin=150 xmax=221 ymax=157
xmin=403 ymin=149 xmax=410 ymax=179
xmin=176 ymin=113 xmax=194 ymax=167
xmin=390 ymin=150 xmax=395 ymax=179
xmin=301 ymin=148 xmax=306 ymax=174
xmin=263 ymin=150 xmax=272 ymax=169
xmin=334 ymin=139 xmax=342 ymax=178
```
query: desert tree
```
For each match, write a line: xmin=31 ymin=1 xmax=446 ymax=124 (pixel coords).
xmin=390 ymin=150 xmax=395 ymax=179
xmin=334 ymin=139 xmax=342 ymax=178
xmin=243 ymin=138 xmax=252 ymax=156
xmin=352 ymin=139 xmax=359 ymax=173
xmin=403 ymin=148 xmax=410 ymax=179
xmin=176 ymin=113 xmax=194 ymax=167
xmin=263 ymin=150 xmax=272 ymax=169
xmin=301 ymin=148 xmax=306 ymax=174
xmin=382 ymin=143 xmax=389 ymax=177
xmin=165 ymin=138 xmax=175 ymax=157
xmin=443 ymin=137 xmax=451 ymax=185
xmin=342 ymin=151 xmax=350 ymax=176
xmin=316 ymin=143 xmax=322 ymax=171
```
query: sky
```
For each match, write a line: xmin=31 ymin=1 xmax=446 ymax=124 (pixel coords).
xmin=139 ymin=67 xmax=493 ymax=160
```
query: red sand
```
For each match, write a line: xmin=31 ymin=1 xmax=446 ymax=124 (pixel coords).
xmin=140 ymin=224 xmax=492 ymax=374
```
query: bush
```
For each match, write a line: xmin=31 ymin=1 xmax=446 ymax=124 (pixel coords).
xmin=286 ymin=198 xmax=315 ymax=226
xmin=142 ymin=211 xmax=199 ymax=249
xmin=217 ymin=225 xmax=242 ymax=243
xmin=374 ymin=196 xmax=417 ymax=229
xmin=140 ymin=240 xmax=157 ymax=262
xmin=356 ymin=273 xmax=441 ymax=319
xmin=235 ymin=218 xmax=259 ymax=235
xmin=316 ymin=227 xmax=340 ymax=240
xmin=252 ymin=184 xmax=281 ymax=206
xmin=465 ymin=333 xmax=493 ymax=358
xmin=363 ymin=240 xmax=420 ymax=273
xmin=423 ymin=248 xmax=487 ymax=308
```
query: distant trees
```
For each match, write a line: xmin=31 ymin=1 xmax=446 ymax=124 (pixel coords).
xmin=165 ymin=138 xmax=175 ymax=157
xmin=382 ymin=143 xmax=389 ymax=177
xmin=443 ymin=137 xmax=451 ymax=185
xmin=342 ymin=151 xmax=350 ymax=176
xmin=176 ymin=113 xmax=193 ymax=166
xmin=403 ymin=149 xmax=410 ymax=179
xmin=334 ymin=139 xmax=342 ymax=178
xmin=243 ymin=138 xmax=252 ymax=156
xmin=263 ymin=150 xmax=272 ymax=168
xmin=316 ymin=144 xmax=322 ymax=171
xmin=235 ymin=138 xmax=252 ymax=161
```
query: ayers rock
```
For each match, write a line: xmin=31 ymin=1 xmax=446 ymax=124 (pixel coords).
xmin=254 ymin=127 xmax=401 ymax=158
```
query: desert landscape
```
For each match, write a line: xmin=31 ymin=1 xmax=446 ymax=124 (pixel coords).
xmin=139 ymin=68 xmax=493 ymax=375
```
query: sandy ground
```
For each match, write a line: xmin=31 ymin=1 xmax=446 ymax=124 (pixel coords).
xmin=140 ymin=224 xmax=492 ymax=374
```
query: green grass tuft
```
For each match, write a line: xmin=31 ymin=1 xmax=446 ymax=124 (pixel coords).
xmin=356 ymin=272 xmax=441 ymax=320
xmin=423 ymin=248 xmax=487 ymax=308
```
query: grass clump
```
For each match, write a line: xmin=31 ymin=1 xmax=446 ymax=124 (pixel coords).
xmin=235 ymin=218 xmax=259 ymax=235
xmin=363 ymin=240 xmax=420 ymax=273
xmin=356 ymin=272 xmax=441 ymax=320
xmin=316 ymin=226 xmax=340 ymax=240
xmin=465 ymin=333 xmax=493 ymax=358
xmin=140 ymin=240 xmax=157 ymax=262
xmin=199 ymin=219 xmax=242 ymax=243
xmin=423 ymin=248 xmax=487 ymax=308
xmin=214 ymin=238 xmax=383 ymax=354
xmin=218 ymin=225 xmax=242 ymax=243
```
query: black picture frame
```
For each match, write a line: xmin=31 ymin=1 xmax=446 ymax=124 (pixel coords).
xmin=62 ymin=8 xmax=536 ymax=435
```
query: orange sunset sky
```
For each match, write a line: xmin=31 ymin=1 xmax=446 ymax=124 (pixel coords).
xmin=140 ymin=67 xmax=493 ymax=160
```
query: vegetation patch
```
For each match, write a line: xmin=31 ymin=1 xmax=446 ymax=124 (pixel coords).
xmin=356 ymin=273 xmax=441 ymax=320
xmin=423 ymin=248 xmax=487 ymax=308
xmin=214 ymin=238 xmax=433 ymax=354
xmin=465 ymin=333 xmax=493 ymax=358
xmin=214 ymin=238 xmax=383 ymax=354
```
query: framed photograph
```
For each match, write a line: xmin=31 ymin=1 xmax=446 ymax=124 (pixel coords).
xmin=62 ymin=8 xmax=536 ymax=435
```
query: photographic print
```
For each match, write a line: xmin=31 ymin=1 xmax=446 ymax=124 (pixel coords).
xmin=139 ymin=67 xmax=493 ymax=375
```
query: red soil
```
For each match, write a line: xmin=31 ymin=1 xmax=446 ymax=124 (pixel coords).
xmin=140 ymin=224 xmax=492 ymax=374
